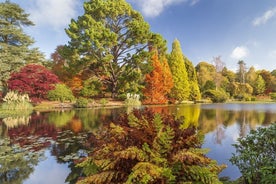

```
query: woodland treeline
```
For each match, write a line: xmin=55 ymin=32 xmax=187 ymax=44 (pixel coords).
xmin=1 ymin=0 xmax=276 ymax=105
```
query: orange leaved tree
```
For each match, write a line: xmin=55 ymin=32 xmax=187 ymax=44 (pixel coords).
xmin=143 ymin=51 xmax=173 ymax=104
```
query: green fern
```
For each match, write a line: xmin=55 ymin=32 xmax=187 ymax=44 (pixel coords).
xmin=77 ymin=108 xmax=225 ymax=184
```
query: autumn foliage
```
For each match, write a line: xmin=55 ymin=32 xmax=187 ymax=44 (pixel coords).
xmin=8 ymin=64 xmax=60 ymax=102
xmin=77 ymin=108 xmax=225 ymax=184
xmin=143 ymin=51 xmax=173 ymax=104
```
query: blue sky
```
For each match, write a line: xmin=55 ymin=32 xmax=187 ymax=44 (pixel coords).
xmin=10 ymin=0 xmax=276 ymax=71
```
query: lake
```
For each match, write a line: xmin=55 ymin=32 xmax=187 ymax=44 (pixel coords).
xmin=0 ymin=103 xmax=275 ymax=183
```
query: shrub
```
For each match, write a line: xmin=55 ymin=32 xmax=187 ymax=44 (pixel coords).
xmin=99 ymin=98 xmax=108 ymax=106
xmin=74 ymin=97 xmax=89 ymax=108
xmin=230 ymin=124 xmax=276 ymax=184
xmin=8 ymin=64 xmax=60 ymax=102
xmin=124 ymin=93 xmax=141 ymax=106
xmin=48 ymin=84 xmax=75 ymax=102
xmin=270 ymin=92 xmax=276 ymax=100
xmin=77 ymin=108 xmax=226 ymax=184
xmin=204 ymin=89 xmax=229 ymax=103
xmin=1 ymin=91 xmax=33 ymax=110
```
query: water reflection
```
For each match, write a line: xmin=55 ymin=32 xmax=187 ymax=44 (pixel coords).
xmin=0 ymin=104 xmax=275 ymax=183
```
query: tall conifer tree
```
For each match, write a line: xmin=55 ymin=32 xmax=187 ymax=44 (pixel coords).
xmin=143 ymin=51 xmax=173 ymax=104
xmin=168 ymin=39 xmax=190 ymax=101
xmin=0 ymin=1 xmax=42 ymax=91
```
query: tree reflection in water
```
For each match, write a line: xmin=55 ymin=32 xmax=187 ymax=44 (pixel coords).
xmin=0 ymin=104 xmax=275 ymax=183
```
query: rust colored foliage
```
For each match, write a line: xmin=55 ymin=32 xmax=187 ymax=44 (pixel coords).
xmin=8 ymin=64 xmax=60 ymax=102
xmin=143 ymin=51 xmax=173 ymax=104
xmin=77 ymin=108 xmax=225 ymax=184
xmin=51 ymin=45 xmax=72 ymax=82
xmin=66 ymin=75 xmax=83 ymax=95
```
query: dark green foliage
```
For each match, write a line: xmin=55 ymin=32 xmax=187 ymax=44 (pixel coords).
xmin=48 ymin=84 xmax=75 ymax=102
xmin=77 ymin=108 xmax=225 ymax=184
xmin=204 ymin=89 xmax=229 ymax=103
xmin=0 ymin=1 xmax=44 ymax=90
xmin=74 ymin=97 xmax=89 ymax=108
xmin=230 ymin=124 xmax=276 ymax=184
xmin=80 ymin=77 xmax=102 ymax=98
xmin=65 ymin=0 xmax=156 ymax=98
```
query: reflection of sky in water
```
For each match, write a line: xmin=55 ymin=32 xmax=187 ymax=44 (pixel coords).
xmin=203 ymin=123 xmax=243 ymax=180
xmin=24 ymin=150 xmax=69 ymax=184
xmin=201 ymin=103 xmax=276 ymax=112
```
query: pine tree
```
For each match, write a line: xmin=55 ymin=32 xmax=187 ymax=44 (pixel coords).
xmin=65 ymin=0 xmax=157 ymax=98
xmin=0 ymin=1 xmax=42 ymax=91
xmin=168 ymin=39 xmax=190 ymax=101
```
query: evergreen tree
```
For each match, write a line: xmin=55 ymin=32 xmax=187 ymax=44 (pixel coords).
xmin=184 ymin=56 xmax=201 ymax=101
xmin=168 ymin=39 xmax=190 ymax=101
xmin=65 ymin=0 xmax=156 ymax=98
xmin=0 ymin=1 xmax=42 ymax=91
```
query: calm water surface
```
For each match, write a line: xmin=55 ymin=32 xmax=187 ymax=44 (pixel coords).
xmin=0 ymin=103 xmax=275 ymax=183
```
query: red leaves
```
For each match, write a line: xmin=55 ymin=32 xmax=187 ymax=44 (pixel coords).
xmin=8 ymin=64 xmax=60 ymax=102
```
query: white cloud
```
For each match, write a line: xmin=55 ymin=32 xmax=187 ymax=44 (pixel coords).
xmin=132 ymin=0 xmax=199 ymax=18
xmin=231 ymin=46 xmax=249 ymax=60
xmin=252 ymin=7 xmax=276 ymax=26
xmin=28 ymin=0 xmax=80 ymax=30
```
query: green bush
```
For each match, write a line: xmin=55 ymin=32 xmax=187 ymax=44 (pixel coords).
xmin=99 ymin=98 xmax=108 ymax=106
xmin=74 ymin=97 xmax=89 ymax=108
xmin=230 ymin=124 xmax=276 ymax=184
xmin=270 ymin=92 xmax=276 ymax=100
xmin=1 ymin=91 xmax=33 ymax=110
xmin=47 ymin=84 xmax=75 ymax=102
xmin=204 ymin=89 xmax=229 ymax=103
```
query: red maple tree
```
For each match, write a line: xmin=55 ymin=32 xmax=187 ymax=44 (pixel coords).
xmin=8 ymin=64 xmax=60 ymax=102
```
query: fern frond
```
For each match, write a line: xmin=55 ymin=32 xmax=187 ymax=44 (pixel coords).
xmin=153 ymin=113 xmax=163 ymax=131
xmin=125 ymin=162 xmax=163 ymax=184
xmin=182 ymin=165 xmax=223 ymax=184
xmin=172 ymin=149 xmax=211 ymax=165
xmin=94 ymin=158 xmax=118 ymax=171
xmin=153 ymin=126 xmax=175 ymax=155
xmin=77 ymin=171 xmax=124 ymax=184
xmin=109 ymin=123 xmax=127 ymax=139
xmin=113 ymin=146 xmax=147 ymax=161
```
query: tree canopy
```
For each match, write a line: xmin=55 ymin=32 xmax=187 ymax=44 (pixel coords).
xmin=168 ymin=39 xmax=190 ymax=101
xmin=0 ymin=1 xmax=43 ymax=91
xmin=64 ymin=0 xmax=157 ymax=98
